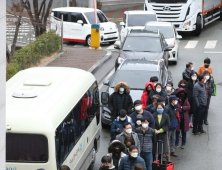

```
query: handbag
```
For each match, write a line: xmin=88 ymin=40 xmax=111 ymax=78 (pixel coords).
xmin=212 ymin=83 xmax=216 ymax=96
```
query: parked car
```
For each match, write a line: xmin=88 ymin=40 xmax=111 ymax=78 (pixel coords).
xmin=101 ymin=59 xmax=173 ymax=127
xmin=51 ymin=7 xmax=119 ymax=46
xmin=145 ymin=21 xmax=182 ymax=64
xmin=114 ymin=29 xmax=172 ymax=70
xmin=120 ymin=11 xmax=157 ymax=43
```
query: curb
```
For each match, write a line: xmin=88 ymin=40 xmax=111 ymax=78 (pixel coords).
xmin=42 ymin=50 xmax=66 ymax=67
xmin=88 ymin=51 xmax=112 ymax=73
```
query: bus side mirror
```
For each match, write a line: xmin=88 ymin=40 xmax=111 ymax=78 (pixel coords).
xmin=101 ymin=92 xmax=109 ymax=105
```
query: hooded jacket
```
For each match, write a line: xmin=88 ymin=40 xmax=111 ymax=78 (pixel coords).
xmin=140 ymin=82 xmax=155 ymax=109
xmin=176 ymin=88 xmax=190 ymax=132
xmin=109 ymin=82 xmax=133 ymax=119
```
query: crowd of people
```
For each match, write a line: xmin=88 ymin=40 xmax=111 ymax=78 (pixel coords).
xmin=60 ymin=57 xmax=214 ymax=170
xmin=98 ymin=57 xmax=214 ymax=170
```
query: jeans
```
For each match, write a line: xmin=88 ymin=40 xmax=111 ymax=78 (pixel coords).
xmin=175 ymin=130 xmax=187 ymax=146
xmin=168 ymin=130 xmax=176 ymax=152
xmin=140 ymin=152 xmax=153 ymax=170
xmin=193 ymin=106 xmax=205 ymax=133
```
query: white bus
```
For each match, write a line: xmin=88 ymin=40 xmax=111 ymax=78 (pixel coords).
xmin=6 ymin=67 xmax=101 ymax=170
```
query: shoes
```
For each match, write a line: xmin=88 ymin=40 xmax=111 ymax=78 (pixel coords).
xmin=175 ymin=146 xmax=179 ymax=149
xmin=170 ymin=152 xmax=178 ymax=157
xmin=193 ymin=132 xmax=199 ymax=135
xmin=204 ymin=121 xmax=209 ymax=125
xmin=181 ymin=145 xmax=185 ymax=149
xmin=199 ymin=130 xmax=206 ymax=134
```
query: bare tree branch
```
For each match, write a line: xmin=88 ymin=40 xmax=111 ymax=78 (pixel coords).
xmin=38 ymin=0 xmax=46 ymax=16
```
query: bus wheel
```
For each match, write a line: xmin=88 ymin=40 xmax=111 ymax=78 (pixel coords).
xmin=193 ymin=16 xmax=202 ymax=36
xmin=88 ymin=148 xmax=96 ymax=170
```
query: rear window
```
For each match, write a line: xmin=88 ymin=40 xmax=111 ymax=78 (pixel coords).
xmin=6 ymin=133 xmax=48 ymax=163
xmin=128 ymin=14 xmax=157 ymax=27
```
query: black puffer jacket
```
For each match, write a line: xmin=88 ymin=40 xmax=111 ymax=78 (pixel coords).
xmin=135 ymin=127 xmax=156 ymax=153
xmin=182 ymin=69 xmax=191 ymax=82
xmin=193 ymin=82 xmax=207 ymax=107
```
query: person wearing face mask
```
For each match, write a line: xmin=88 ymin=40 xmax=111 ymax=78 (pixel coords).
xmin=165 ymin=95 xmax=180 ymax=157
xmin=99 ymin=156 xmax=115 ymax=170
xmin=145 ymin=95 xmax=160 ymax=112
xmin=118 ymin=145 xmax=147 ymax=170
xmin=198 ymin=57 xmax=213 ymax=77
xmin=141 ymin=82 xmax=155 ymax=109
xmin=165 ymin=81 xmax=175 ymax=106
xmin=175 ymin=89 xmax=190 ymax=149
xmin=111 ymin=109 xmax=134 ymax=141
xmin=107 ymin=140 xmax=127 ymax=170
xmin=116 ymin=122 xmax=140 ymax=153
xmin=150 ymin=96 xmax=168 ymax=114
xmin=153 ymin=103 xmax=170 ymax=161
xmin=174 ymin=80 xmax=191 ymax=105
xmin=193 ymin=74 xmax=207 ymax=135
xmin=109 ymin=82 xmax=133 ymax=119
xmin=124 ymin=138 xmax=135 ymax=155
xmin=203 ymin=71 xmax=214 ymax=125
xmin=135 ymin=117 xmax=156 ymax=170
xmin=147 ymin=83 xmax=167 ymax=106
xmin=133 ymin=114 xmax=143 ymax=130
xmin=130 ymin=100 xmax=155 ymax=129
xmin=182 ymin=62 xmax=193 ymax=82
xmin=187 ymin=71 xmax=198 ymax=128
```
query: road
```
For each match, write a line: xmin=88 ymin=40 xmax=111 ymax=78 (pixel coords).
xmin=92 ymin=20 xmax=222 ymax=170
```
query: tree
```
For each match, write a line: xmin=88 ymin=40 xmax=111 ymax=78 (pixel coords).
xmin=21 ymin=0 xmax=53 ymax=37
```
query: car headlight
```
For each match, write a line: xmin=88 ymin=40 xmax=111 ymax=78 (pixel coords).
xmin=100 ymin=27 xmax=104 ymax=31
xmin=103 ymin=111 xmax=111 ymax=119
xmin=118 ymin=57 xmax=124 ymax=64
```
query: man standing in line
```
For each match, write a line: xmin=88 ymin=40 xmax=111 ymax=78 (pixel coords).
xmin=182 ymin=62 xmax=193 ymax=82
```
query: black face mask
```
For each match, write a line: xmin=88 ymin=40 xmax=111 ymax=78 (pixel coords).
xmin=114 ymin=148 xmax=121 ymax=154
xmin=102 ymin=166 xmax=110 ymax=170
xmin=204 ymin=64 xmax=209 ymax=68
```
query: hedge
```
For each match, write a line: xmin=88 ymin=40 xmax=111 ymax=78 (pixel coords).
xmin=7 ymin=31 xmax=60 ymax=80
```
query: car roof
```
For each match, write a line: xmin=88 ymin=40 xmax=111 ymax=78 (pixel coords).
xmin=125 ymin=10 xmax=156 ymax=15
xmin=119 ymin=59 xmax=161 ymax=71
xmin=128 ymin=29 xmax=161 ymax=38
xmin=52 ymin=7 xmax=100 ymax=13
xmin=145 ymin=21 xmax=172 ymax=27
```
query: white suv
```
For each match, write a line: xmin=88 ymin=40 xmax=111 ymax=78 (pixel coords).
xmin=119 ymin=11 xmax=157 ymax=43
xmin=51 ymin=7 xmax=119 ymax=46
xmin=145 ymin=21 xmax=182 ymax=64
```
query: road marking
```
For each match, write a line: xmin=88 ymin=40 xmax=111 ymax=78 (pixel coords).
xmin=204 ymin=40 xmax=217 ymax=49
xmin=184 ymin=41 xmax=198 ymax=48
xmin=204 ymin=51 xmax=222 ymax=53
xmin=99 ymin=68 xmax=115 ymax=90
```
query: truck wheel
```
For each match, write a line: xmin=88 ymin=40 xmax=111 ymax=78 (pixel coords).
xmin=193 ymin=16 xmax=202 ymax=36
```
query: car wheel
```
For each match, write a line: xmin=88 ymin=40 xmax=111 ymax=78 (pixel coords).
xmin=86 ymin=35 xmax=91 ymax=46
xmin=192 ymin=15 xmax=202 ymax=36
xmin=102 ymin=122 xmax=108 ymax=129
xmin=109 ymin=41 xmax=116 ymax=45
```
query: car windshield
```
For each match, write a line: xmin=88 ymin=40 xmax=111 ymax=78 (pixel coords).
xmin=146 ymin=26 xmax=174 ymax=38
xmin=122 ymin=36 xmax=162 ymax=52
xmin=111 ymin=70 xmax=159 ymax=89
xmin=6 ymin=133 xmax=48 ymax=163
xmin=128 ymin=14 xmax=157 ymax=27
xmin=148 ymin=0 xmax=187 ymax=3
xmin=84 ymin=12 xmax=108 ymax=24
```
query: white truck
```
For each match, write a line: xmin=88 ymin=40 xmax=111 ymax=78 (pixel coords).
xmin=144 ymin=0 xmax=222 ymax=36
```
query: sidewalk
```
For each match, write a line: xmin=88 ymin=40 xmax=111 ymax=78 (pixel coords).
xmin=104 ymin=5 xmax=144 ymax=21
xmin=46 ymin=47 xmax=111 ymax=73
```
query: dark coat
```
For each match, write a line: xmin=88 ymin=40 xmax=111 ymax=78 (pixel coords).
xmin=109 ymin=82 xmax=133 ymax=119
xmin=153 ymin=112 xmax=170 ymax=154
xmin=205 ymin=78 xmax=214 ymax=98
xmin=193 ymin=82 xmax=207 ymax=107
xmin=147 ymin=90 xmax=167 ymax=105
xmin=176 ymin=88 xmax=190 ymax=132
xmin=182 ymin=69 xmax=191 ymax=82
xmin=187 ymin=79 xmax=198 ymax=114
xmin=118 ymin=155 xmax=147 ymax=170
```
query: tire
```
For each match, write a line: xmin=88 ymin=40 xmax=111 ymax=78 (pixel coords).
xmin=192 ymin=16 xmax=202 ymax=36
xmin=86 ymin=35 xmax=91 ymax=46
xmin=102 ymin=122 xmax=108 ymax=129
xmin=172 ymin=61 xmax=177 ymax=65
xmin=109 ymin=41 xmax=116 ymax=45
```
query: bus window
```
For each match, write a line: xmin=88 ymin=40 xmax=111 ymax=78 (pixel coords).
xmin=6 ymin=133 xmax=48 ymax=163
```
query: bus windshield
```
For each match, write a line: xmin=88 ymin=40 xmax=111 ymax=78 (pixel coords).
xmin=6 ymin=133 xmax=48 ymax=163
xmin=148 ymin=0 xmax=187 ymax=3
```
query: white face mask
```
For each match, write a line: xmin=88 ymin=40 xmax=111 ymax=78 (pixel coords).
xmin=192 ymin=76 xmax=197 ymax=81
xmin=135 ymin=105 xmax=142 ymax=111
xmin=119 ymin=87 xmax=124 ymax=92
xmin=120 ymin=117 xmax=126 ymax=121
xmin=142 ymin=123 xmax=148 ymax=129
xmin=156 ymin=88 xmax=161 ymax=93
xmin=136 ymin=120 xmax=141 ymax=125
xmin=174 ymin=100 xmax=178 ymax=105
xmin=166 ymin=86 xmax=172 ymax=91
xmin=125 ymin=128 xmax=132 ymax=134
xmin=206 ymin=76 xmax=210 ymax=80
xmin=67 ymin=121 xmax=71 ymax=124
xmin=131 ymin=153 xmax=138 ymax=158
